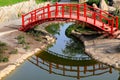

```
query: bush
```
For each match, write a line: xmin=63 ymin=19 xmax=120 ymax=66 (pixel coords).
xmin=24 ymin=45 xmax=30 ymax=50
xmin=2 ymin=57 xmax=9 ymax=62
xmin=10 ymin=49 xmax=18 ymax=54
xmin=0 ymin=55 xmax=9 ymax=62
xmin=0 ymin=41 xmax=7 ymax=53
xmin=16 ymin=35 xmax=26 ymax=46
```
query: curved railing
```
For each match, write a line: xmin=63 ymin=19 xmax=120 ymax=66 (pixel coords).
xmin=45 ymin=50 xmax=91 ymax=60
xmin=28 ymin=56 xmax=112 ymax=79
xmin=19 ymin=3 xmax=119 ymax=35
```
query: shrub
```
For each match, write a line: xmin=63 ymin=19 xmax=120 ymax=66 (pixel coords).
xmin=10 ymin=49 xmax=18 ymax=54
xmin=0 ymin=41 xmax=7 ymax=53
xmin=16 ymin=35 xmax=26 ymax=46
xmin=24 ymin=45 xmax=30 ymax=50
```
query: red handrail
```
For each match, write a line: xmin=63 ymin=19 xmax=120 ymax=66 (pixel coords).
xmin=20 ymin=3 xmax=119 ymax=35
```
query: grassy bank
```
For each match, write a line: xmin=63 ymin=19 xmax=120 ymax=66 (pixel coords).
xmin=0 ymin=0 xmax=49 ymax=6
xmin=0 ymin=0 xmax=27 ymax=6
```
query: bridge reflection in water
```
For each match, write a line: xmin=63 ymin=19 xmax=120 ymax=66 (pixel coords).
xmin=28 ymin=51 xmax=112 ymax=80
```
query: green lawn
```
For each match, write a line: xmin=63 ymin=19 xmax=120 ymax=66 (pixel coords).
xmin=0 ymin=0 xmax=49 ymax=6
xmin=0 ymin=0 xmax=28 ymax=6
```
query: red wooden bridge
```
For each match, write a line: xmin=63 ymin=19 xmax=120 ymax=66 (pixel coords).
xmin=19 ymin=3 xmax=120 ymax=38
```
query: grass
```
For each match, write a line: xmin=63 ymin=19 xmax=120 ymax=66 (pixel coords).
xmin=0 ymin=0 xmax=48 ymax=7
xmin=0 ymin=0 xmax=27 ymax=6
xmin=36 ymin=0 xmax=47 ymax=4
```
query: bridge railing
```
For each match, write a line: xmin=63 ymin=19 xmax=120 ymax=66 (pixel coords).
xmin=28 ymin=56 xmax=112 ymax=79
xmin=20 ymin=3 xmax=119 ymax=34
xmin=45 ymin=49 xmax=91 ymax=60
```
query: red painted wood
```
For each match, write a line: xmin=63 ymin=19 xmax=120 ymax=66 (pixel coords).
xmin=47 ymin=4 xmax=50 ymax=18
xmin=22 ymin=15 xmax=24 ymax=28
xmin=77 ymin=4 xmax=79 ymax=20
xmin=20 ymin=3 xmax=119 ymax=36
xmin=116 ymin=16 xmax=119 ymax=30
xmin=62 ymin=5 xmax=64 ymax=17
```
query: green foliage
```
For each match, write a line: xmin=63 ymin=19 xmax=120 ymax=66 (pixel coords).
xmin=62 ymin=39 xmax=85 ymax=56
xmin=45 ymin=23 xmax=60 ymax=35
xmin=0 ymin=41 xmax=7 ymax=53
xmin=87 ymin=0 xmax=108 ymax=6
xmin=10 ymin=49 xmax=18 ymax=54
xmin=16 ymin=35 xmax=30 ymax=50
xmin=51 ymin=0 xmax=57 ymax=3
xmin=27 ymin=29 xmax=42 ymax=37
xmin=24 ymin=45 xmax=30 ymax=50
xmin=36 ymin=0 xmax=47 ymax=4
xmin=65 ymin=23 xmax=94 ymax=37
xmin=0 ymin=55 xmax=8 ymax=62
xmin=16 ymin=35 xmax=26 ymax=46
xmin=0 ymin=0 xmax=27 ymax=6
xmin=87 ymin=0 xmax=100 ymax=6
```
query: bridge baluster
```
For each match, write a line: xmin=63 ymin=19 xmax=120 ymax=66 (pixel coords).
xmin=55 ymin=2 xmax=58 ymax=18
xmin=62 ymin=5 xmax=64 ymax=17
xmin=116 ymin=16 xmax=119 ymax=30
xmin=99 ymin=10 xmax=102 ymax=22
xmin=43 ymin=7 xmax=45 ymax=19
xmin=77 ymin=4 xmax=80 ymax=20
xmin=47 ymin=4 xmax=50 ymax=18
xmin=111 ymin=19 xmax=114 ymax=34
xmin=69 ymin=4 xmax=72 ymax=18
xmin=84 ymin=3 xmax=86 ymax=18
xmin=93 ymin=13 xmax=96 ymax=25
xmin=22 ymin=15 xmax=25 ymax=29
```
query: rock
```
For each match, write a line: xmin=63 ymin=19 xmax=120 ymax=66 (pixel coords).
xmin=92 ymin=3 xmax=99 ymax=9
xmin=99 ymin=0 xmax=109 ymax=11
xmin=108 ymin=6 xmax=116 ymax=12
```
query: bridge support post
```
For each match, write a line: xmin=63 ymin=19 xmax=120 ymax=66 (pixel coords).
xmin=62 ymin=5 xmax=64 ymax=17
xmin=47 ymin=4 xmax=50 ymax=18
xmin=34 ymin=10 xmax=37 ymax=21
xmin=69 ymin=4 xmax=72 ymax=18
xmin=84 ymin=3 xmax=86 ymax=19
xmin=94 ymin=13 xmax=96 ymax=25
xmin=55 ymin=2 xmax=58 ymax=18
xmin=99 ymin=10 xmax=102 ymax=21
xmin=22 ymin=15 xmax=25 ymax=30
xmin=116 ymin=16 xmax=119 ymax=30
xmin=77 ymin=4 xmax=80 ymax=20
xmin=111 ymin=19 xmax=114 ymax=34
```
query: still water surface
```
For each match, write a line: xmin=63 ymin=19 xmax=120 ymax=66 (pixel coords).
xmin=4 ymin=23 xmax=120 ymax=80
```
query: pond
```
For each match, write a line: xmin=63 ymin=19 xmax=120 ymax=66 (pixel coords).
xmin=4 ymin=23 xmax=120 ymax=80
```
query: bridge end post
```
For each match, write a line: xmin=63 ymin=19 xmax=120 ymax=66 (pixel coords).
xmin=20 ymin=15 xmax=25 ymax=31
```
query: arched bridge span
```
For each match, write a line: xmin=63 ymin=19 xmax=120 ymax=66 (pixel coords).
xmin=19 ymin=3 xmax=119 ymax=35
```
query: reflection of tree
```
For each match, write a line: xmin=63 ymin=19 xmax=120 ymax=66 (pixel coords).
xmin=45 ymin=23 xmax=60 ymax=35
xmin=62 ymin=38 xmax=85 ymax=56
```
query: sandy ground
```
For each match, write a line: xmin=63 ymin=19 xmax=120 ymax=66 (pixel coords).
xmin=0 ymin=19 xmax=55 ymax=71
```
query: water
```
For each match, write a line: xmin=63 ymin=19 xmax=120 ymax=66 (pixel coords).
xmin=4 ymin=23 xmax=120 ymax=80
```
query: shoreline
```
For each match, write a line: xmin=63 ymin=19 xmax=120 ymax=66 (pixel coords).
xmin=0 ymin=21 xmax=56 ymax=80
xmin=71 ymin=30 xmax=120 ymax=69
